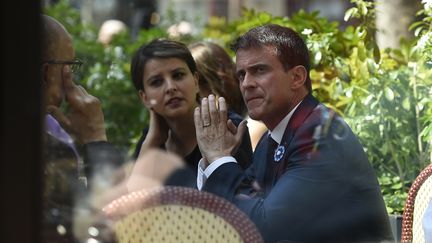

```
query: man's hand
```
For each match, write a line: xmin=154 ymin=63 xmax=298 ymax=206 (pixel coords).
xmin=47 ymin=65 xmax=107 ymax=144
xmin=194 ymin=94 xmax=247 ymax=165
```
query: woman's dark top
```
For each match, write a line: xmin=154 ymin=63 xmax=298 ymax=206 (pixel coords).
xmin=133 ymin=110 xmax=253 ymax=176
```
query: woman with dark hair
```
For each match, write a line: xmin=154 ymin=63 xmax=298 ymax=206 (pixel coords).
xmin=189 ymin=41 xmax=266 ymax=150
xmin=130 ymin=39 xmax=252 ymax=178
xmin=188 ymin=41 xmax=247 ymax=117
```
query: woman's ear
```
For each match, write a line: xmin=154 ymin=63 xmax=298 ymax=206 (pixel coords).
xmin=138 ymin=90 xmax=152 ymax=108
xmin=291 ymin=65 xmax=307 ymax=89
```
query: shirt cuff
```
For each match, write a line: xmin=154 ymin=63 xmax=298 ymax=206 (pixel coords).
xmin=196 ymin=156 xmax=237 ymax=190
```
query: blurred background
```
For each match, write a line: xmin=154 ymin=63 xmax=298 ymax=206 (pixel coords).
xmin=39 ymin=0 xmax=431 ymax=218
xmin=1 ymin=1 xmax=431 ymax=242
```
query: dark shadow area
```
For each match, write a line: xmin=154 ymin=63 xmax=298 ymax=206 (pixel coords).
xmin=1 ymin=1 xmax=42 ymax=243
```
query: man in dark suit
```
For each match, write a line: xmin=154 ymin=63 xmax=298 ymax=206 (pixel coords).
xmin=41 ymin=15 xmax=123 ymax=242
xmin=194 ymin=24 xmax=393 ymax=242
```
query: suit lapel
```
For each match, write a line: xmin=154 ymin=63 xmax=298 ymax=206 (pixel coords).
xmin=281 ymin=94 xmax=319 ymax=149
xmin=250 ymin=94 xmax=320 ymax=191
xmin=274 ymin=94 xmax=320 ymax=180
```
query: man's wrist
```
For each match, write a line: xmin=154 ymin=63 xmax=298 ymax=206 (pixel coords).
xmin=204 ymin=156 xmax=237 ymax=177
xmin=197 ymin=156 xmax=237 ymax=190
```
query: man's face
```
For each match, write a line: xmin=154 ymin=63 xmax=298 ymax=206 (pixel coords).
xmin=43 ymin=35 xmax=74 ymax=108
xmin=236 ymin=45 xmax=297 ymax=129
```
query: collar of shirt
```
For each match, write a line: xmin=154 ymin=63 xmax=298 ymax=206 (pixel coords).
xmin=269 ymin=100 xmax=303 ymax=144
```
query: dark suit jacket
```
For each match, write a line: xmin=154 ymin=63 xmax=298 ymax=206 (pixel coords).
xmin=203 ymin=94 xmax=393 ymax=243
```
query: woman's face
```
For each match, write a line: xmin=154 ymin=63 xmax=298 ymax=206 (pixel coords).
xmin=139 ymin=57 xmax=199 ymax=119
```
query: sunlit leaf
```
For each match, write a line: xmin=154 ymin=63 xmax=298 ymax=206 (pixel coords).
xmin=402 ymin=97 xmax=411 ymax=110
xmin=314 ymin=51 xmax=322 ymax=64
xmin=344 ymin=8 xmax=357 ymax=22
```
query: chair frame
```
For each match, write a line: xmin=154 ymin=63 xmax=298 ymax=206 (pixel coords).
xmin=103 ymin=186 xmax=264 ymax=243
xmin=401 ymin=163 xmax=432 ymax=243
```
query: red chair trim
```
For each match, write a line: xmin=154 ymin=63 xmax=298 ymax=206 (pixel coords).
xmin=401 ymin=164 xmax=432 ymax=243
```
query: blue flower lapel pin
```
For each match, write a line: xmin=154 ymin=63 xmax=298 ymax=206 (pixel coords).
xmin=274 ymin=144 xmax=286 ymax=162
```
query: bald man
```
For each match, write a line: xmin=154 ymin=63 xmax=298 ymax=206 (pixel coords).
xmin=41 ymin=15 xmax=123 ymax=242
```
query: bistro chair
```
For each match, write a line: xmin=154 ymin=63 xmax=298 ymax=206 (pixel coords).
xmin=103 ymin=186 xmax=263 ymax=243
xmin=401 ymin=163 xmax=432 ymax=243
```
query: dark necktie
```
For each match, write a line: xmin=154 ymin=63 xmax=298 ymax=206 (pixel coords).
xmin=267 ymin=136 xmax=278 ymax=162
xmin=264 ymin=135 xmax=278 ymax=192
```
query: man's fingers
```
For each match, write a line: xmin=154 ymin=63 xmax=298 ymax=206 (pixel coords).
xmin=218 ymin=97 xmax=227 ymax=124
xmin=77 ymin=85 xmax=99 ymax=104
xmin=227 ymin=119 xmax=237 ymax=134
xmin=46 ymin=105 xmax=72 ymax=131
xmin=194 ymin=107 xmax=203 ymax=129
xmin=66 ymin=84 xmax=97 ymax=110
xmin=45 ymin=104 xmax=57 ymax=114
xmin=226 ymin=119 xmax=247 ymax=136
xmin=62 ymin=66 xmax=93 ymax=107
xmin=62 ymin=65 xmax=84 ymax=105
xmin=208 ymin=94 xmax=218 ymax=124
xmin=227 ymin=119 xmax=247 ymax=156
xmin=201 ymin=97 xmax=210 ymax=126
xmin=236 ymin=120 xmax=248 ymax=139
xmin=78 ymin=85 xmax=91 ymax=96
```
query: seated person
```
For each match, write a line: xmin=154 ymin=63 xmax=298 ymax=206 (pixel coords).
xmin=189 ymin=41 xmax=265 ymax=151
xmin=41 ymin=14 xmax=123 ymax=242
xmin=130 ymin=39 xmax=253 ymax=180
xmin=194 ymin=24 xmax=393 ymax=242
xmin=188 ymin=41 xmax=247 ymax=117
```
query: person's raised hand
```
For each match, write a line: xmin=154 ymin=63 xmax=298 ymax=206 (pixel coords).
xmin=139 ymin=108 xmax=169 ymax=153
xmin=194 ymin=94 xmax=247 ymax=166
xmin=127 ymin=149 xmax=185 ymax=193
xmin=48 ymin=65 xmax=107 ymax=144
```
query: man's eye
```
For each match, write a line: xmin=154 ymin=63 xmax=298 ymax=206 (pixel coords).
xmin=237 ymin=72 xmax=245 ymax=82
xmin=256 ymin=66 xmax=266 ymax=73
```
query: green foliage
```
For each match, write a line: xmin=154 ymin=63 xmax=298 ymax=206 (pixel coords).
xmin=45 ymin=0 xmax=204 ymax=154
xmin=202 ymin=0 xmax=432 ymax=214
xmin=379 ymin=173 xmax=408 ymax=214
xmin=45 ymin=0 xmax=171 ymax=154
xmin=45 ymin=0 xmax=432 ymax=214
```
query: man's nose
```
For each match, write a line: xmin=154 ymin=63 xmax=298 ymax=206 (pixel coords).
xmin=241 ymin=73 xmax=256 ymax=89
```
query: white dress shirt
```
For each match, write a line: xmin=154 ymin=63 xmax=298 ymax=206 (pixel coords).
xmin=197 ymin=101 xmax=302 ymax=190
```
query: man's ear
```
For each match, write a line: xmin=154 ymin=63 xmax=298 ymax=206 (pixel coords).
xmin=138 ymin=90 xmax=152 ymax=108
xmin=291 ymin=65 xmax=307 ymax=89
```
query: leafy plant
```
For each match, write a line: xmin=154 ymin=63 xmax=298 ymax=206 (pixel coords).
xmin=46 ymin=0 xmax=168 ymax=154
xmin=203 ymin=0 xmax=432 ymax=214
xmin=44 ymin=0 xmax=432 ymax=214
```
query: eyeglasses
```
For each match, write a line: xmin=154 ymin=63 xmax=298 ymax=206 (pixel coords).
xmin=43 ymin=58 xmax=84 ymax=73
